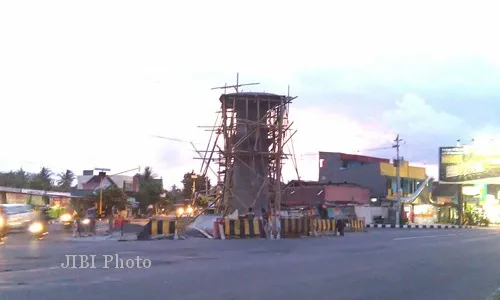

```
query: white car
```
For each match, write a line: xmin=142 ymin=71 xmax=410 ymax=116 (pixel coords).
xmin=0 ymin=204 xmax=36 ymax=230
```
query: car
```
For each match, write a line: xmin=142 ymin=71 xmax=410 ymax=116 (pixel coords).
xmin=0 ymin=204 xmax=36 ymax=230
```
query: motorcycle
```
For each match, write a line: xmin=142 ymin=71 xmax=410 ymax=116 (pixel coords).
xmin=28 ymin=221 xmax=48 ymax=240
xmin=59 ymin=213 xmax=73 ymax=231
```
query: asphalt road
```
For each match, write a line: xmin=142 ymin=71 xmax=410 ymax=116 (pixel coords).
xmin=1 ymin=228 xmax=500 ymax=300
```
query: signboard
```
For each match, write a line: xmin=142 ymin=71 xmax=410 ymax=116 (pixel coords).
xmin=439 ymin=146 xmax=500 ymax=182
xmin=6 ymin=193 xmax=28 ymax=204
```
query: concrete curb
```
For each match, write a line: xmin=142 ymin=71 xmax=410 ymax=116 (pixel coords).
xmin=137 ymin=234 xmax=186 ymax=241
xmin=67 ymin=232 xmax=140 ymax=242
xmin=366 ymin=224 xmax=473 ymax=229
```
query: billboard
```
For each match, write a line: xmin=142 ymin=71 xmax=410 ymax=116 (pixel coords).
xmin=439 ymin=146 xmax=500 ymax=182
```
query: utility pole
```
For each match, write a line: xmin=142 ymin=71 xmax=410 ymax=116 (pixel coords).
xmin=191 ymin=171 xmax=198 ymax=206
xmin=393 ymin=134 xmax=403 ymax=227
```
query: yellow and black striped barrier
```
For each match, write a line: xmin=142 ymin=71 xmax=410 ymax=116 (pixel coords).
xmin=219 ymin=217 xmax=365 ymax=239
xmin=348 ymin=219 xmax=366 ymax=232
xmin=223 ymin=219 xmax=265 ymax=239
xmin=138 ymin=219 xmax=176 ymax=240
xmin=312 ymin=219 xmax=336 ymax=234
xmin=280 ymin=217 xmax=311 ymax=238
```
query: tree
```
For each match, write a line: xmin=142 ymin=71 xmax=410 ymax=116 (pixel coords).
xmin=195 ymin=195 xmax=215 ymax=208
xmin=181 ymin=171 xmax=211 ymax=200
xmin=29 ymin=167 xmax=53 ymax=190
xmin=166 ymin=184 xmax=182 ymax=203
xmin=89 ymin=186 xmax=128 ymax=213
xmin=0 ymin=169 xmax=30 ymax=188
xmin=57 ymin=170 xmax=75 ymax=192
xmin=141 ymin=166 xmax=157 ymax=181
xmin=134 ymin=166 xmax=163 ymax=210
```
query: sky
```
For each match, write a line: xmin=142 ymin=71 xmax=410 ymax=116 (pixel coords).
xmin=1 ymin=1 xmax=499 ymax=188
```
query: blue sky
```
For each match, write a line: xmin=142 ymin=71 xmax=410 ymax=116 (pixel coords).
xmin=1 ymin=1 xmax=499 ymax=186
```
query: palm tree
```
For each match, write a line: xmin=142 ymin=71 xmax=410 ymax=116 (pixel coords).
xmin=142 ymin=166 xmax=157 ymax=182
xmin=29 ymin=167 xmax=53 ymax=190
xmin=57 ymin=170 xmax=75 ymax=192
xmin=14 ymin=169 xmax=29 ymax=188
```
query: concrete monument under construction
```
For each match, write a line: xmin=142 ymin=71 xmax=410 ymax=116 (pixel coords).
xmin=201 ymin=77 xmax=296 ymax=217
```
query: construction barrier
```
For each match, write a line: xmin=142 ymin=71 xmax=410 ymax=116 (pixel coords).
xmin=311 ymin=218 xmax=337 ymax=235
xmin=223 ymin=218 xmax=265 ymax=239
xmin=348 ymin=219 xmax=366 ymax=232
xmin=280 ymin=217 xmax=311 ymax=238
xmin=138 ymin=219 xmax=176 ymax=240
xmin=217 ymin=217 xmax=365 ymax=239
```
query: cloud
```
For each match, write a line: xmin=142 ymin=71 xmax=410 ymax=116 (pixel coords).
xmin=283 ymin=106 xmax=394 ymax=181
xmin=383 ymin=94 xmax=469 ymax=136
xmin=2 ymin=0 xmax=500 ymax=188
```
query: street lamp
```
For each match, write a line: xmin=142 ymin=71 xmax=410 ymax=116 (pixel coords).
xmin=94 ymin=166 xmax=140 ymax=216
xmin=94 ymin=168 xmax=111 ymax=216
xmin=191 ymin=172 xmax=198 ymax=204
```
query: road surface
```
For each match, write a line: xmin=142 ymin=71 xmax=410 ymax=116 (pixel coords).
xmin=1 ymin=228 xmax=500 ymax=300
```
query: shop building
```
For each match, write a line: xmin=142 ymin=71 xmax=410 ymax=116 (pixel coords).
xmin=318 ymin=152 xmax=428 ymax=201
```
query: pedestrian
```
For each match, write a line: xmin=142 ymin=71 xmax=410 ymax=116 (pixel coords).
xmin=86 ymin=206 xmax=97 ymax=235
xmin=261 ymin=207 xmax=269 ymax=237
xmin=147 ymin=204 xmax=154 ymax=217
xmin=336 ymin=219 xmax=345 ymax=236
xmin=247 ymin=207 xmax=255 ymax=221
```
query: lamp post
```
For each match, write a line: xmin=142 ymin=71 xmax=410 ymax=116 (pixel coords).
xmin=94 ymin=168 xmax=111 ymax=216
xmin=191 ymin=172 xmax=198 ymax=206
xmin=94 ymin=166 xmax=140 ymax=217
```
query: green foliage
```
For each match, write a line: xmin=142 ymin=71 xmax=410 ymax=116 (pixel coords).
xmin=32 ymin=167 xmax=54 ymax=190
xmin=88 ymin=186 xmax=128 ymax=212
xmin=57 ymin=170 xmax=75 ymax=192
xmin=181 ymin=171 xmax=211 ymax=200
xmin=166 ymin=184 xmax=182 ymax=203
xmin=0 ymin=169 xmax=30 ymax=188
xmin=195 ymin=195 xmax=215 ymax=208
xmin=463 ymin=206 xmax=490 ymax=226
xmin=0 ymin=167 xmax=75 ymax=192
xmin=134 ymin=166 xmax=164 ymax=210
xmin=0 ymin=167 xmax=55 ymax=191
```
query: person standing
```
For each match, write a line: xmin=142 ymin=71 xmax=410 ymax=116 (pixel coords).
xmin=86 ymin=206 xmax=97 ymax=235
xmin=261 ymin=207 xmax=269 ymax=237
xmin=336 ymin=218 xmax=345 ymax=236
xmin=247 ymin=207 xmax=255 ymax=220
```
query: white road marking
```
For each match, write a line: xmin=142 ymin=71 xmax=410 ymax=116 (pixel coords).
xmin=6 ymin=266 xmax=60 ymax=273
xmin=393 ymin=233 xmax=458 ymax=241
xmin=479 ymin=232 xmax=500 ymax=236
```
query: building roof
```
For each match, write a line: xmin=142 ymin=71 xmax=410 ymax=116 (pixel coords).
xmin=0 ymin=186 xmax=72 ymax=197
xmin=283 ymin=186 xmax=325 ymax=206
xmin=320 ymin=151 xmax=390 ymax=164
xmin=285 ymin=180 xmax=366 ymax=189
xmin=71 ymin=189 xmax=95 ymax=198
xmin=84 ymin=175 xmax=117 ymax=186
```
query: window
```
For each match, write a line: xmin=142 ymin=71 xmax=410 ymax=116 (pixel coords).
xmin=123 ymin=182 xmax=133 ymax=192
xmin=4 ymin=205 xmax=31 ymax=215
